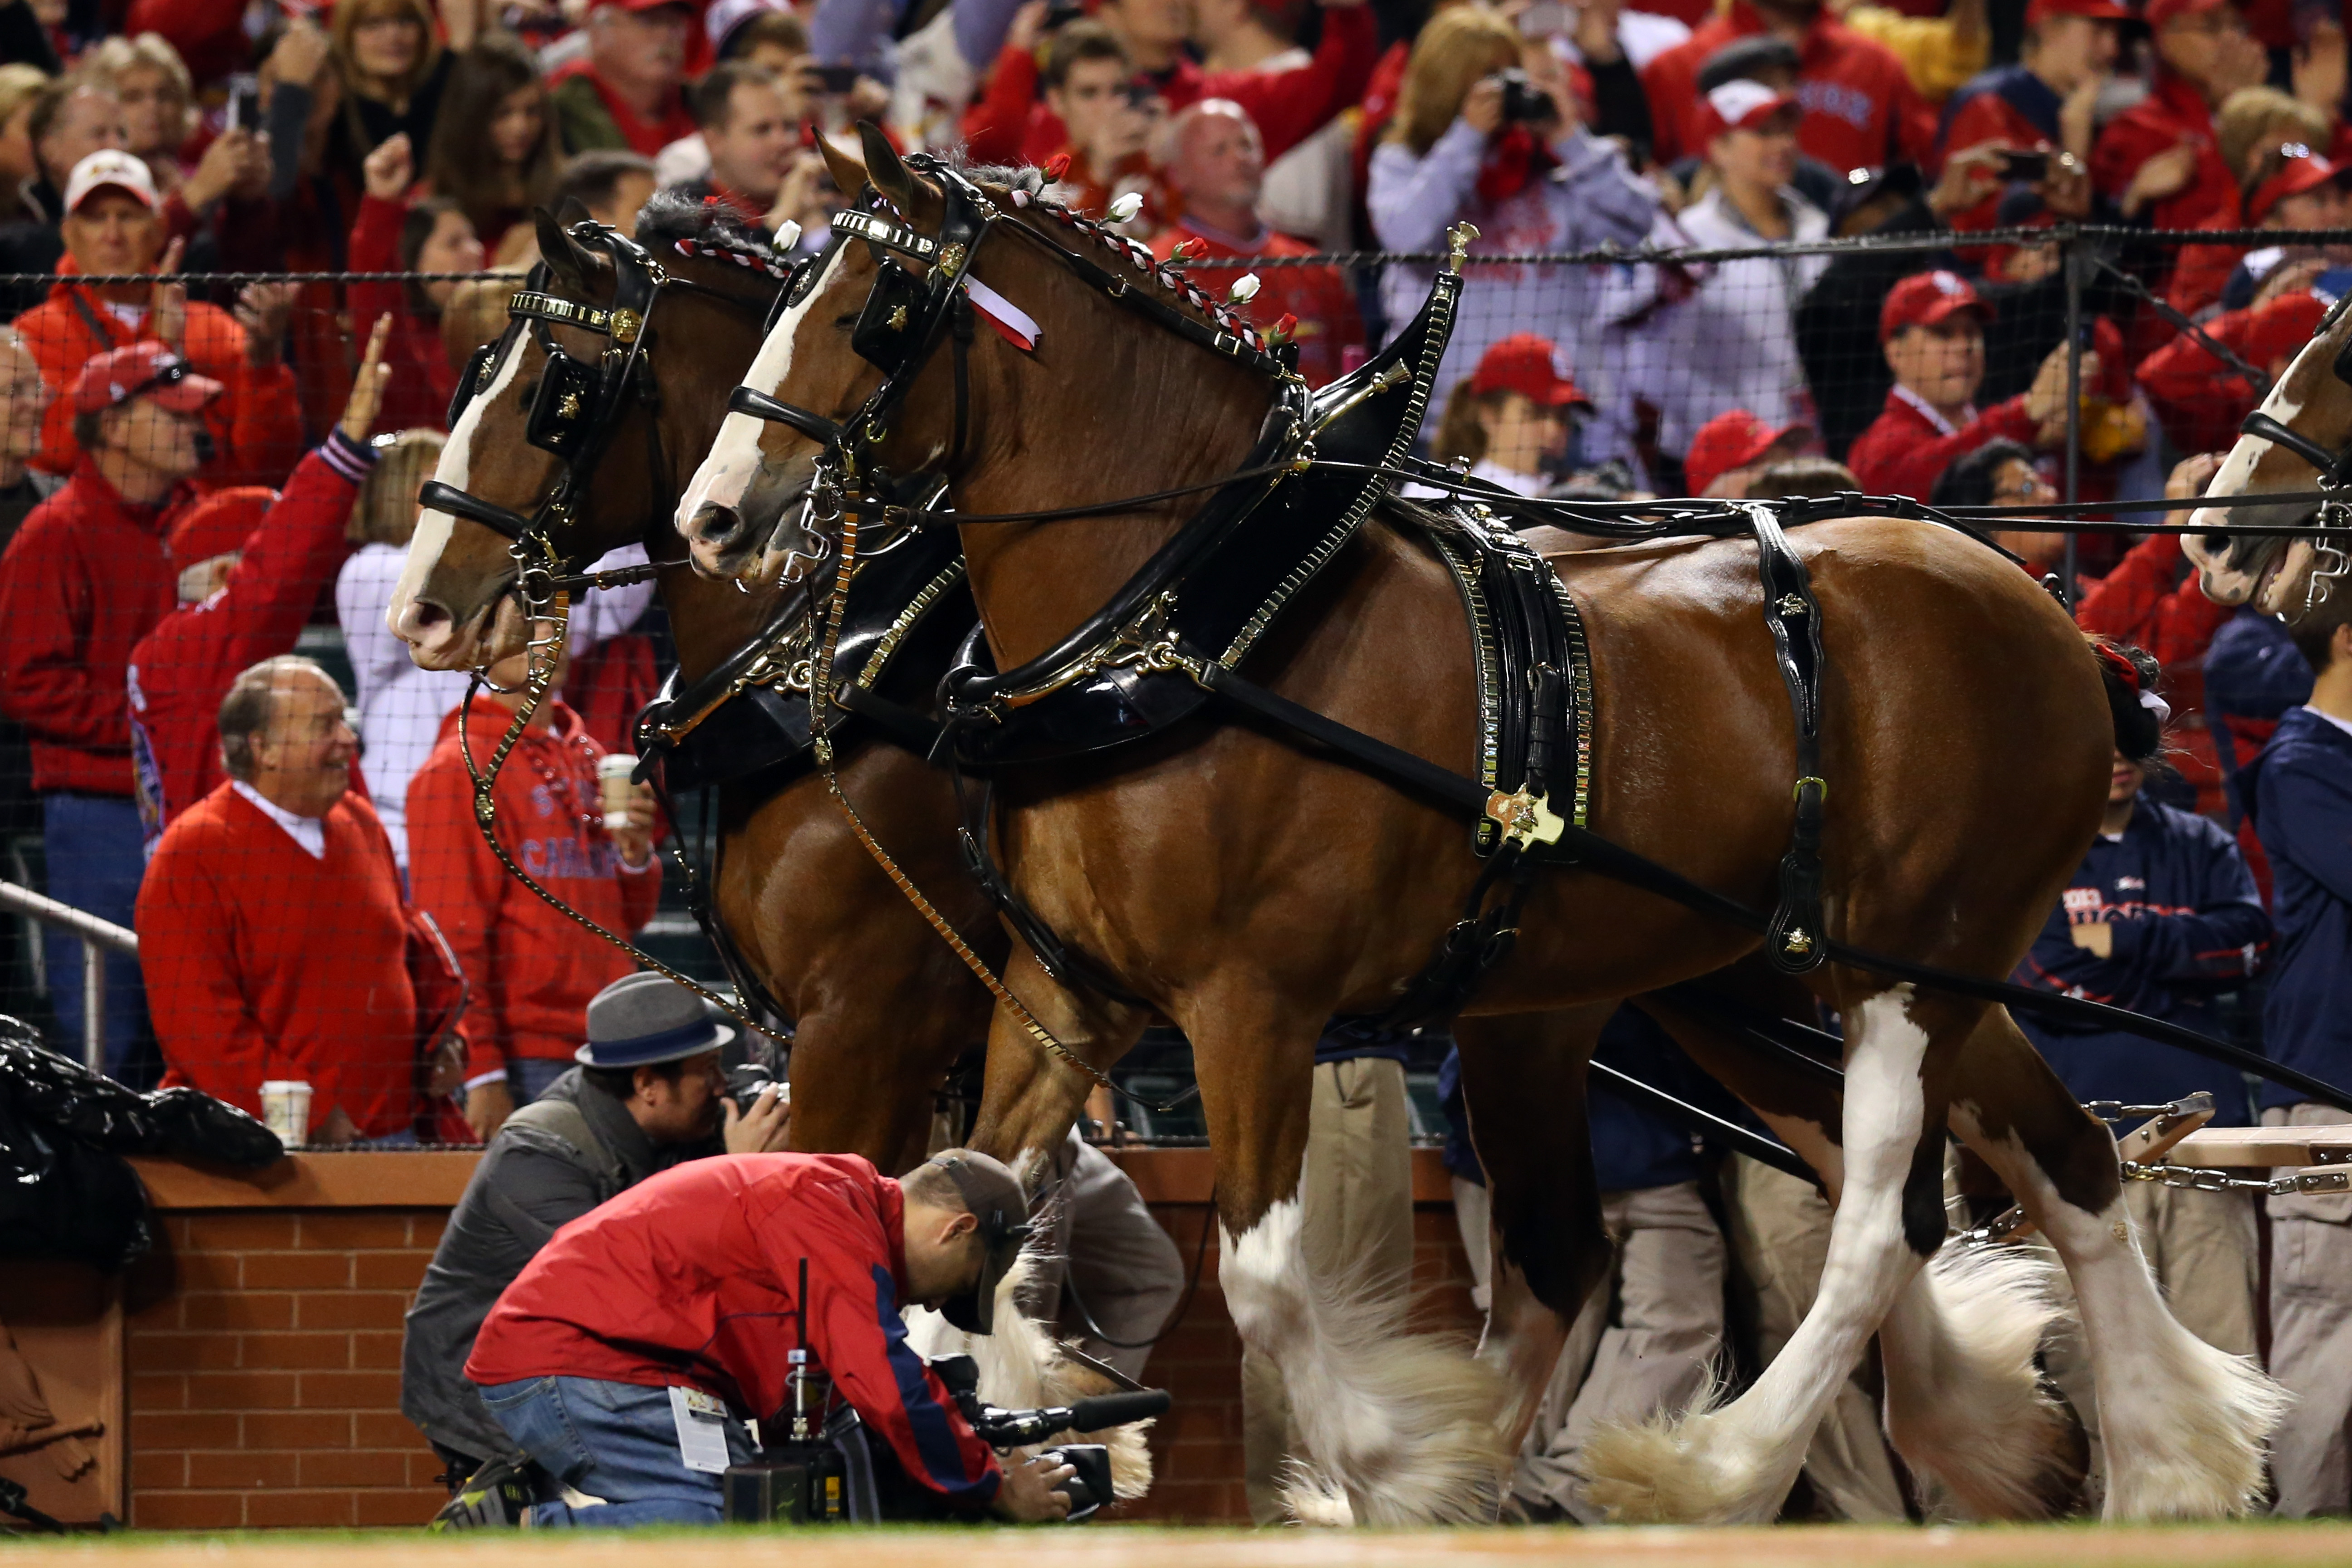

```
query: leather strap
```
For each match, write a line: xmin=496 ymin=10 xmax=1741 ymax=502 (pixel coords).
xmin=1747 ymin=502 xmax=1829 ymax=975
xmin=2240 ymin=409 xmax=2352 ymax=485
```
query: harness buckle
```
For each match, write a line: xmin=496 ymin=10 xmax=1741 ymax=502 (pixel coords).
xmin=608 ymin=308 xmax=643 ymax=344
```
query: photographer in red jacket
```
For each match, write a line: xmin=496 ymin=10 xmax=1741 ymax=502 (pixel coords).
xmin=467 ymin=1149 xmax=1077 ymax=1525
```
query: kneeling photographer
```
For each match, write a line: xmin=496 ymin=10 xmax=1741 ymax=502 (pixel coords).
xmin=464 ymin=1149 xmax=1078 ymax=1525
xmin=402 ymin=974 xmax=791 ymax=1522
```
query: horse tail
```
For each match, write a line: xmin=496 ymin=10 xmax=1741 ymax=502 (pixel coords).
xmin=2089 ymin=634 xmax=2166 ymax=765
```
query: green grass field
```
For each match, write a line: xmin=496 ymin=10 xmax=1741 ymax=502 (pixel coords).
xmin=13 ymin=1523 xmax=2352 ymax=1568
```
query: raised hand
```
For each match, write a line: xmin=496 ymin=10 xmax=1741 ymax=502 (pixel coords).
xmin=338 ymin=313 xmax=394 ymax=443
xmin=152 ymin=236 xmax=186 ymax=351
xmin=363 ymin=132 xmax=414 ymax=204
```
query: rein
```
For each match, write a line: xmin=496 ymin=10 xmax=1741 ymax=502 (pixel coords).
xmin=435 ymin=220 xmax=789 ymax=1037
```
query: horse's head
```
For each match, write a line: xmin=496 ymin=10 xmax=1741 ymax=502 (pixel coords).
xmin=672 ymin=124 xmax=936 ymax=583
xmin=2186 ymin=294 xmax=2352 ymax=622
xmin=389 ymin=203 xmax=780 ymax=669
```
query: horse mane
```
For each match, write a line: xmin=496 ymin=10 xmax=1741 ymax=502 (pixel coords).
xmin=637 ymin=186 xmax=796 ymax=280
xmin=946 ymin=156 xmax=1269 ymax=355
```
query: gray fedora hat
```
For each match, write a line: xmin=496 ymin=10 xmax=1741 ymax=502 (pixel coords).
xmin=575 ymin=972 xmax=736 ymax=1068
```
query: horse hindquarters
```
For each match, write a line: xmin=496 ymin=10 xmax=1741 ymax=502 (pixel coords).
xmin=1950 ymin=1007 xmax=2288 ymax=1519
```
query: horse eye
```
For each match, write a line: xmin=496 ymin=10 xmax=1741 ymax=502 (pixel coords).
xmin=833 ymin=312 xmax=859 ymax=329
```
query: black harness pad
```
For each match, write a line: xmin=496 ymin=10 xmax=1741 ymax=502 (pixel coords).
xmin=949 ymin=266 xmax=1463 ymax=769
xmin=853 ymin=261 xmax=930 ymax=373
xmin=526 ymin=347 xmax=599 ymax=458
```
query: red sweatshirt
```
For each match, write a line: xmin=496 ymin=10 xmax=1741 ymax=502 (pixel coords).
xmin=1152 ymin=219 xmax=1362 ymax=387
xmin=405 ymin=700 xmax=661 ymax=1080
xmin=1846 ymin=385 xmax=2040 ymax=500
xmin=13 ymin=273 xmax=305 ymax=489
xmin=2091 ymin=72 xmax=2237 ymax=235
xmin=467 ymin=1153 xmax=1002 ymax=1505
xmin=962 ymin=5 xmax=1376 ymax=171
xmin=348 ymin=195 xmax=461 ymax=436
xmin=1642 ymin=2 xmax=1934 ymax=171
xmin=0 ymin=462 xmax=180 ymax=796
xmin=138 ymin=784 xmax=419 ymax=1140
xmin=2135 ymin=290 xmax=2325 ymax=460
xmin=127 ymin=434 xmax=374 ymax=834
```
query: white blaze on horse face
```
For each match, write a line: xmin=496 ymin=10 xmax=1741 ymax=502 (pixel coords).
xmin=386 ymin=336 xmax=529 ymax=644
xmin=2186 ymin=335 xmax=2318 ymax=600
xmin=676 ymin=244 xmax=842 ymax=547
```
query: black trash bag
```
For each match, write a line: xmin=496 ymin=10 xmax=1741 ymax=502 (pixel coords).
xmin=0 ymin=1016 xmax=281 ymax=1270
xmin=0 ymin=1018 xmax=280 ymax=1166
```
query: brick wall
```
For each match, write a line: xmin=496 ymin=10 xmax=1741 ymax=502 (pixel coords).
xmin=118 ymin=1157 xmax=1475 ymax=1529
xmin=123 ymin=1210 xmax=448 ymax=1529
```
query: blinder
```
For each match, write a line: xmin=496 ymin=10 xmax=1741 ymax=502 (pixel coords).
xmin=526 ymin=345 xmax=599 ymax=458
xmin=852 ymin=260 xmax=927 ymax=373
xmin=448 ymin=339 xmax=501 ymax=430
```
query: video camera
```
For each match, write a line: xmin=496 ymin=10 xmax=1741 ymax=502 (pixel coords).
xmin=722 ymin=1352 xmax=1169 ymax=1525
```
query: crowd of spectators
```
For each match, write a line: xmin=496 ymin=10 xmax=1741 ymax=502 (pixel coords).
xmin=0 ymin=0 xmax=2350 ymax=1526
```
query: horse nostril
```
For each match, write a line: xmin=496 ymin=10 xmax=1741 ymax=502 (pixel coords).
xmin=413 ymin=599 xmax=451 ymax=631
xmin=2200 ymin=534 xmax=2233 ymax=558
xmin=691 ymin=503 xmax=746 ymax=549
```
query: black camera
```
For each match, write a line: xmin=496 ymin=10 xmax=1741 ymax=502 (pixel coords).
xmin=1492 ymin=68 xmax=1556 ymax=126
xmin=725 ymin=1061 xmax=780 ymax=1104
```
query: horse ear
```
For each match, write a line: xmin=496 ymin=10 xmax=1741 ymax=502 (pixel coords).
xmin=533 ymin=206 xmax=594 ymax=289
xmin=554 ymin=195 xmax=594 ymax=228
xmin=857 ymin=121 xmax=916 ymax=210
xmin=818 ymin=134 xmax=870 ymax=206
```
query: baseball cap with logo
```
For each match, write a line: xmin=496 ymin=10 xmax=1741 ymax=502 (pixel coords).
xmin=64 ymin=148 xmax=161 ymax=215
xmin=1467 ymin=333 xmax=1589 ymax=408
xmin=70 ymin=341 xmax=224 ymax=416
xmin=2248 ymin=144 xmax=2352 ymax=224
xmin=1696 ymin=79 xmax=1800 ymax=144
xmin=925 ymin=1149 xmax=1031 ymax=1335
xmin=1879 ymin=269 xmax=1991 ymax=343
xmin=1686 ymin=409 xmax=1811 ymax=496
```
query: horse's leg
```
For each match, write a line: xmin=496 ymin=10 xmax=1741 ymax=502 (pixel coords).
xmin=1450 ymin=1006 xmax=1612 ymax=1459
xmin=1581 ymin=981 xmax=1964 ymax=1524
xmin=1193 ymin=978 xmax=1509 ymax=1525
xmin=1949 ymin=1006 xmax=2288 ymax=1519
xmin=1642 ymin=980 xmax=2083 ymax=1521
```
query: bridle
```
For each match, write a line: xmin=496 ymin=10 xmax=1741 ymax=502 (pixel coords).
xmin=414 ymin=216 xmax=791 ymax=1037
xmin=418 ymin=218 xmax=782 ymax=623
xmin=2230 ymin=289 xmax=2352 ymax=614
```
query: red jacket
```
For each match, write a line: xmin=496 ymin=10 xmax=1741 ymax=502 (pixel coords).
xmin=1152 ymin=219 xmax=1363 ymax=387
xmin=138 ymin=784 xmax=419 ymax=1140
xmin=467 ymin=1153 xmax=1002 ymax=1505
xmin=13 ymin=273 xmax=306 ymax=489
xmin=1846 ymin=385 xmax=2040 ymax=500
xmin=126 ymin=436 xmax=372 ymax=835
xmin=2091 ymin=72 xmax=2237 ymax=235
xmin=0 ymin=462 xmax=181 ymax=795
xmin=405 ymin=700 xmax=661 ymax=1078
xmin=1642 ymin=3 xmax=1934 ymax=171
xmin=962 ymin=5 xmax=1376 ymax=171
xmin=2136 ymin=290 xmax=2325 ymax=459
xmin=349 ymin=195 xmax=460 ymax=436
xmin=2074 ymin=531 xmax=2234 ymax=671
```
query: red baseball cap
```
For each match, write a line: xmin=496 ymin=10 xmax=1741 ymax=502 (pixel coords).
xmin=1686 ymin=409 xmax=1809 ymax=496
xmin=2248 ymin=143 xmax=2352 ymax=223
xmin=70 ymin=342 xmax=224 ymax=416
xmin=2143 ymin=0 xmax=2230 ymax=30
xmin=166 ymin=486 xmax=275 ymax=569
xmin=1879 ymin=269 xmax=1991 ymax=343
xmin=2023 ymin=0 xmax=2132 ymax=26
xmin=1466 ymin=333 xmax=1589 ymax=408
xmin=1695 ymin=79 xmax=1800 ymax=145
xmin=2234 ymin=289 xmax=2330 ymax=372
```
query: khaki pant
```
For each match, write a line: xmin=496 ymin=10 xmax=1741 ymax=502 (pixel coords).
xmin=2266 ymin=1103 xmax=2352 ymax=1517
xmin=1512 ymin=1180 xmax=1726 ymax=1521
xmin=1240 ymin=1056 xmax=1414 ymax=1524
xmin=1023 ymin=1129 xmax=1190 ymax=1382
xmin=1720 ymin=1154 xmax=1910 ymax=1522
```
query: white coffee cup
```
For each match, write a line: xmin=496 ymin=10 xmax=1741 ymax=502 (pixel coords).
xmin=598 ymin=753 xmax=639 ymax=831
xmin=260 ymin=1080 xmax=312 ymax=1150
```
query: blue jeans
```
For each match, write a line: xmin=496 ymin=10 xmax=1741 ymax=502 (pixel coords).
xmin=479 ymin=1376 xmax=754 ymax=1527
xmin=509 ymin=1056 xmax=572 ymax=1104
xmin=41 ymin=794 xmax=151 ymax=1084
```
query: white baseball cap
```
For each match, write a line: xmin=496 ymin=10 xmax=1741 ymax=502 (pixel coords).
xmin=64 ymin=149 xmax=160 ymax=216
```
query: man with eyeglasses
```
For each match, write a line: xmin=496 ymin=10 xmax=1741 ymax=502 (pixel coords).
xmin=2091 ymin=0 xmax=2267 ymax=234
xmin=0 ymin=339 xmax=236 ymax=1083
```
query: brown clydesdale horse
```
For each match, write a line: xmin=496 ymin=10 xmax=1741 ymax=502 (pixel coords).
xmin=676 ymin=136 xmax=2286 ymax=1525
xmin=384 ymin=195 xmax=997 ymax=1174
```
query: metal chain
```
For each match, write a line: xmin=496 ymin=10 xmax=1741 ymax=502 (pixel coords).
xmin=456 ymin=537 xmax=770 ymax=1038
xmin=2084 ymin=1098 xmax=2207 ymax=1122
xmin=2121 ymin=1159 xmax=2352 ymax=1197
xmin=800 ymin=461 xmax=1135 ymax=1106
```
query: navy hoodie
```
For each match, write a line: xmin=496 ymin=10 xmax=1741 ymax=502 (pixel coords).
xmin=2012 ymin=797 xmax=2269 ymax=1123
xmin=2242 ymin=706 xmax=2352 ymax=1110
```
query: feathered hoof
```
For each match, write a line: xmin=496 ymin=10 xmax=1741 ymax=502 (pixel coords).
xmin=1578 ymin=1382 xmax=1785 ymax=1525
xmin=2102 ymin=1335 xmax=2291 ymax=1521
